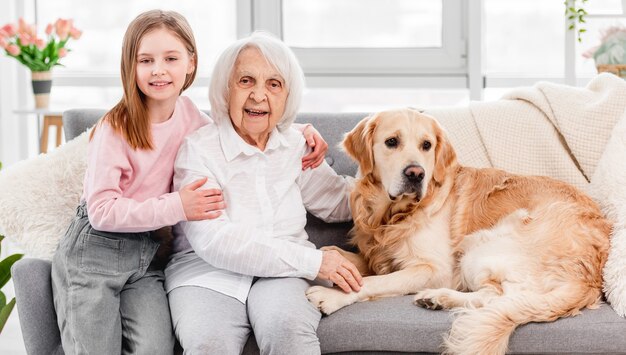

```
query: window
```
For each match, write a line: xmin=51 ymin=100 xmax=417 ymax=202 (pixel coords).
xmin=283 ymin=0 xmax=442 ymax=48
xmin=484 ymin=0 xmax=563 ymax=78
xmin=249 ymin=0 xmax=466 ymax=79
xmin=35 ymin=0 xmax=237 ymax=108
xmin=37 ymin=0 xmax=237 ymax=76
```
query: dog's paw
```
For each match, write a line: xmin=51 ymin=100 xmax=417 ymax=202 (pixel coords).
xmin=306 ymin=285 xmax=356 ymax=315
xmin=413 ymin=289 xmax=451 ymax=310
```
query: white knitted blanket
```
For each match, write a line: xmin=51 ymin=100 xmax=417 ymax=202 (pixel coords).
xmin=428 ymin=73 xmax=626 ymax=191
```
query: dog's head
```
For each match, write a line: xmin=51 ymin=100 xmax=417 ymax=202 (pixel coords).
xmin=343 ymin=108 xmax=457 ymax=202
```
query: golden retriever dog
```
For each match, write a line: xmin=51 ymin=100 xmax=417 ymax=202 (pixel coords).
xmin=305 ymin=108 xmax=611 ymax=355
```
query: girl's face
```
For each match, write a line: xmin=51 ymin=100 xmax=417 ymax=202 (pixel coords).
xmin=135 ymin=28 xmax=194 ymax=109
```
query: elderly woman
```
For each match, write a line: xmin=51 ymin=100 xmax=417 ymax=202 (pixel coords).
xmin=164 ymin=32 xmax=362 ymax=354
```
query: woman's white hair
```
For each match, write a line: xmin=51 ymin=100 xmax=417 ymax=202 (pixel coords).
xmin=209 ymin=31 xmax=305 ymax=131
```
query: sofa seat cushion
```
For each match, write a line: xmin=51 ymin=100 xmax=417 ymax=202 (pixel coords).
xmin=318 ymin=297 xmax=626 ymax=354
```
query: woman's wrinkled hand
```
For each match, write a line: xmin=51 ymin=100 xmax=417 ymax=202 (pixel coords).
xmin=302 ymin=124 xmax=329 ymax=170
xmin=317 ymin=249 xmax=363 ymax=293
xmin=179 ymin=177 xmax=226 ymax=221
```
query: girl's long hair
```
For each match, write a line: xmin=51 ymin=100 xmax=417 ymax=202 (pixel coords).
xmin=90 ymin=10 xmax=198 ymax=150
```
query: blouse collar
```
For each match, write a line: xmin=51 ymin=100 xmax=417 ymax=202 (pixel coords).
xmin=218 ymin=116 xmax=290 ymax=162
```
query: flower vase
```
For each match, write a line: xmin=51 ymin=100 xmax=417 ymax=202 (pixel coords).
xmin=31 ymin=71 xmax=53 ymax=109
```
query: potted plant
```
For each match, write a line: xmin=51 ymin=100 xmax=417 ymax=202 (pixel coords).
xmin=0 ymin=162 xmax=24 ymax=333
xmin=0 ymin=18 xmax=81 ymax=108
xmin=582 ymin=26 xmax=626 ymax=79
xmin=565 ymin=0 xmax=589 ymax=43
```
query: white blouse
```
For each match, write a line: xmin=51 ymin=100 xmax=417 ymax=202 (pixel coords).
xmin=164 ymin=118 xmax=353 ymax=303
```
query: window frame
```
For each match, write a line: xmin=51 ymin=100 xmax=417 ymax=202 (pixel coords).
xmin=246 ymin=0 xmax=468 ymax=76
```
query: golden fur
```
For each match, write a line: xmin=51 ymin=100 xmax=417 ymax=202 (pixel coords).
xmin=306 ymin=108 xmax=611 ymax=355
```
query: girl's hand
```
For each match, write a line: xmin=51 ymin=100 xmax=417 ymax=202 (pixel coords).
xmin=302 ymin=124 xmax=329 ymax=170
xmin=179 ymin=177 xmax=226 ymax=221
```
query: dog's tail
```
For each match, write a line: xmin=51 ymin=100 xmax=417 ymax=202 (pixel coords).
xmin=443 ymin=284 xmax=600 ymax=355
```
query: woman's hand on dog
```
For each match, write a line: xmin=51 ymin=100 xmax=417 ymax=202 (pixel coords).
xmin=318 ymin=250 xmax=363 ymax=293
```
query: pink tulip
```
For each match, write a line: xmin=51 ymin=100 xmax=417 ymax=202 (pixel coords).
xmin=28 ymin=24 xmax=36 ymax=37
xmin=58 ymin=47 xmax=67 ymax=58
xmin=69 ymin=27 xmax=82 ymax=40
xmin=54 ymin=19 xmax=72 ymax=41
xmin=17 ymin=18 xmax=30 ymax=35
xmin=19 ymin=32 xmax=33 ymax=46
xmin=7 ymin=44 xmax=20 ymax=56
xmin=45 ymin=23 xmax=53 ymax=36
xmin=1 ymin=24 xmax=17 ymax=37
xmin=0 ymin=37 xmax=7 ymax=50
xmin=35 ymin=38 xmax=46 ymax=50
xmin=0 ymin=29 xmax=7 ymax=38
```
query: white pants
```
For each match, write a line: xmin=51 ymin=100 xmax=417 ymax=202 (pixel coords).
xmin=168 ymin=277 xmax=322 ymax=355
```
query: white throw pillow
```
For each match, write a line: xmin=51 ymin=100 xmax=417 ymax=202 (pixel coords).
xmin=589 ymin=109 xmax=626 ymax=317
xmin=0 ymin=131 xmax=88 ymax=260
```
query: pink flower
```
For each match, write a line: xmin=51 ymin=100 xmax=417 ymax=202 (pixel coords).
xmin=1 ymin=23 xmax=16 ymax=37
xmin=18 ymin=32 xmax=33 ymax=46
xmin=54 ymin=19 xmax=72 ymax=41
xmin=28 ymin=24 xmax=36 ymax=37
xmin=35 ymin=38 xmax=46 ymax=50
xmin=17 ymin=18 xmax=28 ymax=34
xmin=0 ymin=17 xmax=81 ymax=71
xmin=6 ymin=44 xmax=20 ymax=56
xmin=69 ymin=27 xmax=82 ymax=40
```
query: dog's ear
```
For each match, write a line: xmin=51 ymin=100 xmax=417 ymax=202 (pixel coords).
xmin=433 ymin=120 xmax=457 ymax=184
xmin=343 ymin=114 xmax=378 ymax=176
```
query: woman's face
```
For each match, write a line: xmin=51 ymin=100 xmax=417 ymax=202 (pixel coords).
xmin=228 ymin=47 xmax=288 ymax=148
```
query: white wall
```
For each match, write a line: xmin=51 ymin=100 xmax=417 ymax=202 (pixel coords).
xmin=0 ymin=1 xmax=31 ymax=168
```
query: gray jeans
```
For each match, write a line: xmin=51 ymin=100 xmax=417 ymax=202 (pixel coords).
xmin=51 ymin=203 xmax=174 ymax=355
xmin=169 ymin=278 xmax=322 ymax=355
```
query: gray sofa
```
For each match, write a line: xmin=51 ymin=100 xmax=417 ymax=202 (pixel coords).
xmin=11 ymin=109 xmax=626 ymax=355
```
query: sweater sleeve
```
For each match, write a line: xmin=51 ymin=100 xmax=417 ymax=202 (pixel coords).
xmin=84 ymin=123 xmax=187 ymax=232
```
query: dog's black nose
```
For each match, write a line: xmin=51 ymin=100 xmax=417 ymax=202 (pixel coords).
xmin=404 ymin=165 xmax=425 ymax=183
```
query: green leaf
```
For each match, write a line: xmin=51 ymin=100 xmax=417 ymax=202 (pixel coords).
xmin=569 ymin=24 xmax=576 ymax=30
xmin=0 ymin=298 xmax=16 ymax=334
xmin=580 ymin=28 xmax=587 ymax=33
xmin=0 ymin=290 xmax=5 ymax=309
xmin=0 ymin=254 xmax=23 ymax=289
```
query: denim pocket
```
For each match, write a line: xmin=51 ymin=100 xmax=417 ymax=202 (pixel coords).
xmin=79 ymin=230 xmax=123 ymax=275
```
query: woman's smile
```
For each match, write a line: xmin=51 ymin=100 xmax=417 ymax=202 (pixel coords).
xmin=244 ymin=108 xmax=269 ymax=118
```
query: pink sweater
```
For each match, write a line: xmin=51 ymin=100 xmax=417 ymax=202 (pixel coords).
xmin=84 ymin=96 xmax=211 ymax=232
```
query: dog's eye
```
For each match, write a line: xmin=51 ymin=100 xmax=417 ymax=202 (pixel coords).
xmin=422 ymin=140 xmax=432 ymax=151
xmin=385 ymin=137 xmax=398 ymax=148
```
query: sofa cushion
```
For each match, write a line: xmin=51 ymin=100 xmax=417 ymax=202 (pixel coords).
xmin=245 ymin=295 xmax=626 ymax=354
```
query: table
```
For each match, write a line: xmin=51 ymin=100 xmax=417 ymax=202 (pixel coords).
xmin=14 ymin=109 xmax=64 ymax=153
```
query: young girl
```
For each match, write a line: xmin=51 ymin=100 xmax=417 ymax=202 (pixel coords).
xmin=51 ymin=10 xmax=327 ymax=354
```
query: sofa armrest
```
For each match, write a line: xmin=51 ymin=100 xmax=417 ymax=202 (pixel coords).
xmin=12 ymin=258 xmax=64 ymax=355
